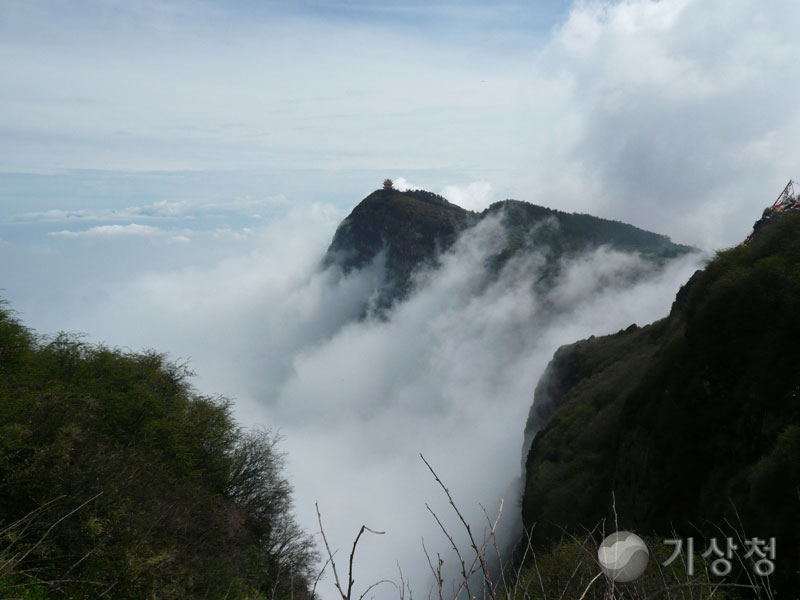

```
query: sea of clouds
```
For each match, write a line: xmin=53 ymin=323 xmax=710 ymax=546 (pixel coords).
xmin=42 ymin=200 xmax=703 ymax=598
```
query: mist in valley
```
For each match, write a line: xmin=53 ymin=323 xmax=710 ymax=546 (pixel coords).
xmin=39 ymin=203 xmax=703 ymax=598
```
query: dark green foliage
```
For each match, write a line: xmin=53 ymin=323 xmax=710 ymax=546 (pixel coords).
xmin=522 ymin=323 xmax=665 ymax=536
xmin=0 ymin=303 xmax=316 ymax=599
xmin=324 ymin=188 xmax=472 ymax=309
xmin=484 ymin=200 xmax=691 ymax=260
xmin=520 ymin=213 xmax=800 ymax=592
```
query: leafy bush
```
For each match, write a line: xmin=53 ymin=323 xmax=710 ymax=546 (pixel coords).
xmin=0 ymin=301 xmax=316 ymax=599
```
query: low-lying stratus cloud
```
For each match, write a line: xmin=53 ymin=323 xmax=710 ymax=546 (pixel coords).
xmin=54 ymin=201 xmax=703 ymax=599
xmin=262 ymin=215 xmax=702 ymax=598
xmin=14 ymin=197 xmax=289 ymax=225
xmin=48 ymin=223 xmax=162 ymax=238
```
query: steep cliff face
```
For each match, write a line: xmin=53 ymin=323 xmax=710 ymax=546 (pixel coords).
xmin=324 ymin=188 xmax=693 ymax=311
xmin=521 ymin=212 xmax=800 ymax=589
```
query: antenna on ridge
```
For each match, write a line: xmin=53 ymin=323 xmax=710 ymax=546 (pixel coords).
xmin=772 ymin=180 xmax=798 ymax=210
xmin=742 ymin=179 xmax=800 ymax=244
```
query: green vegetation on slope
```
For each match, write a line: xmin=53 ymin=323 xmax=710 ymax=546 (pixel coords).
xmin=0 ymin=304 xmax=316 ymax=599
xmin=521 ymin=213 xmax=800 ymax=591
xmin=484 ymin=200 xmax=691 ymax=260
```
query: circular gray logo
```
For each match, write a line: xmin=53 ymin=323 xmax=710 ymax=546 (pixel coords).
xmin=597 ymin=531 xmax=649 ymax=582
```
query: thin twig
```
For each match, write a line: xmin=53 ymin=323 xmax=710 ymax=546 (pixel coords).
xmin=348 ymin=525 xmax=386 ymax=600
xmin=576 ymin=571 xmax=602 ymax=600
xmin=316 ymin=502 xmax=346 ymax=600
xmin=420 ymin=454 xmax=501 ymax=600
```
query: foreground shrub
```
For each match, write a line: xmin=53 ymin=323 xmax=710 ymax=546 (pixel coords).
xmin=0 ymin=301 xmax=316 ymax=599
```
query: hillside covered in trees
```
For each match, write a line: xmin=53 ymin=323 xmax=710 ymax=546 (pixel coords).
xmin=0 ymin=303 xmax=316 ymax=599
xmin=520 ymin=212 xmax=800 ymax=594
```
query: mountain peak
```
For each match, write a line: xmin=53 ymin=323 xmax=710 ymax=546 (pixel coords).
xmin=360 ymin=187 xmax=470 ymax=223
xmin=324 ymin=188 xmax=472 ymax=306
xmin=324 ymin=187 xmax=693 ymax=311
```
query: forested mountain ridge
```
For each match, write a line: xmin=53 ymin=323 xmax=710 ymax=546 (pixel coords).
xmin=521 ymin=211 xmax=800 ymax=592
xmin=324 ymin=186 xmax=694 ymax=310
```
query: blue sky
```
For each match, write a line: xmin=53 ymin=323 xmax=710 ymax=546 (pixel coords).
xmin=3 ymin=0 xmax=800 ymax=327
xmin=0 ymin=0 xmax=563 ymax=173
xmin=0 ymin=0 xmax=574 ymax=325
xmin=2 ymin=0 xmax=798 ymax=234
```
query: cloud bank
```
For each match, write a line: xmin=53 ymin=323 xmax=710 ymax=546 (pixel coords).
xmin=516 ymin=0 xmax=800 ymax=248
xmin=49 ymin=223 xmax=162 ymax=238
xmin=54 ymin=202 xmax=703 ymax=599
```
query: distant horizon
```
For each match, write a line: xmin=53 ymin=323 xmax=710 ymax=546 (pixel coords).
xmin=4 ymin=0 xmax=800 ymax=252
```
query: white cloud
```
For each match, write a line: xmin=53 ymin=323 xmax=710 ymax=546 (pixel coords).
xmin=514 ymin=0 xmax=800 ymax=248
xmin=14 ymin=196 xmax=291 ymax=224
xmin=392 ymin=177 xmax=421 ymax=192
xmin=441 ymin=181 xmax=493 ymax=211
xmin=0 ymin=0 xmax=529 ymax=176
xmin=392 ymin=178 xmax=494 ymax=212
xmin=260 ymin=217 xmax=701 ymax=597
xmin=17 ymin=203 xmax=189 ymax=223
xmin=49 ymin=223 xmax=162 ymax=238
xmin=47 ymin=203 xmax=703 ymax=599
xmin=4 ymin=0 xmax=799 ymax=249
